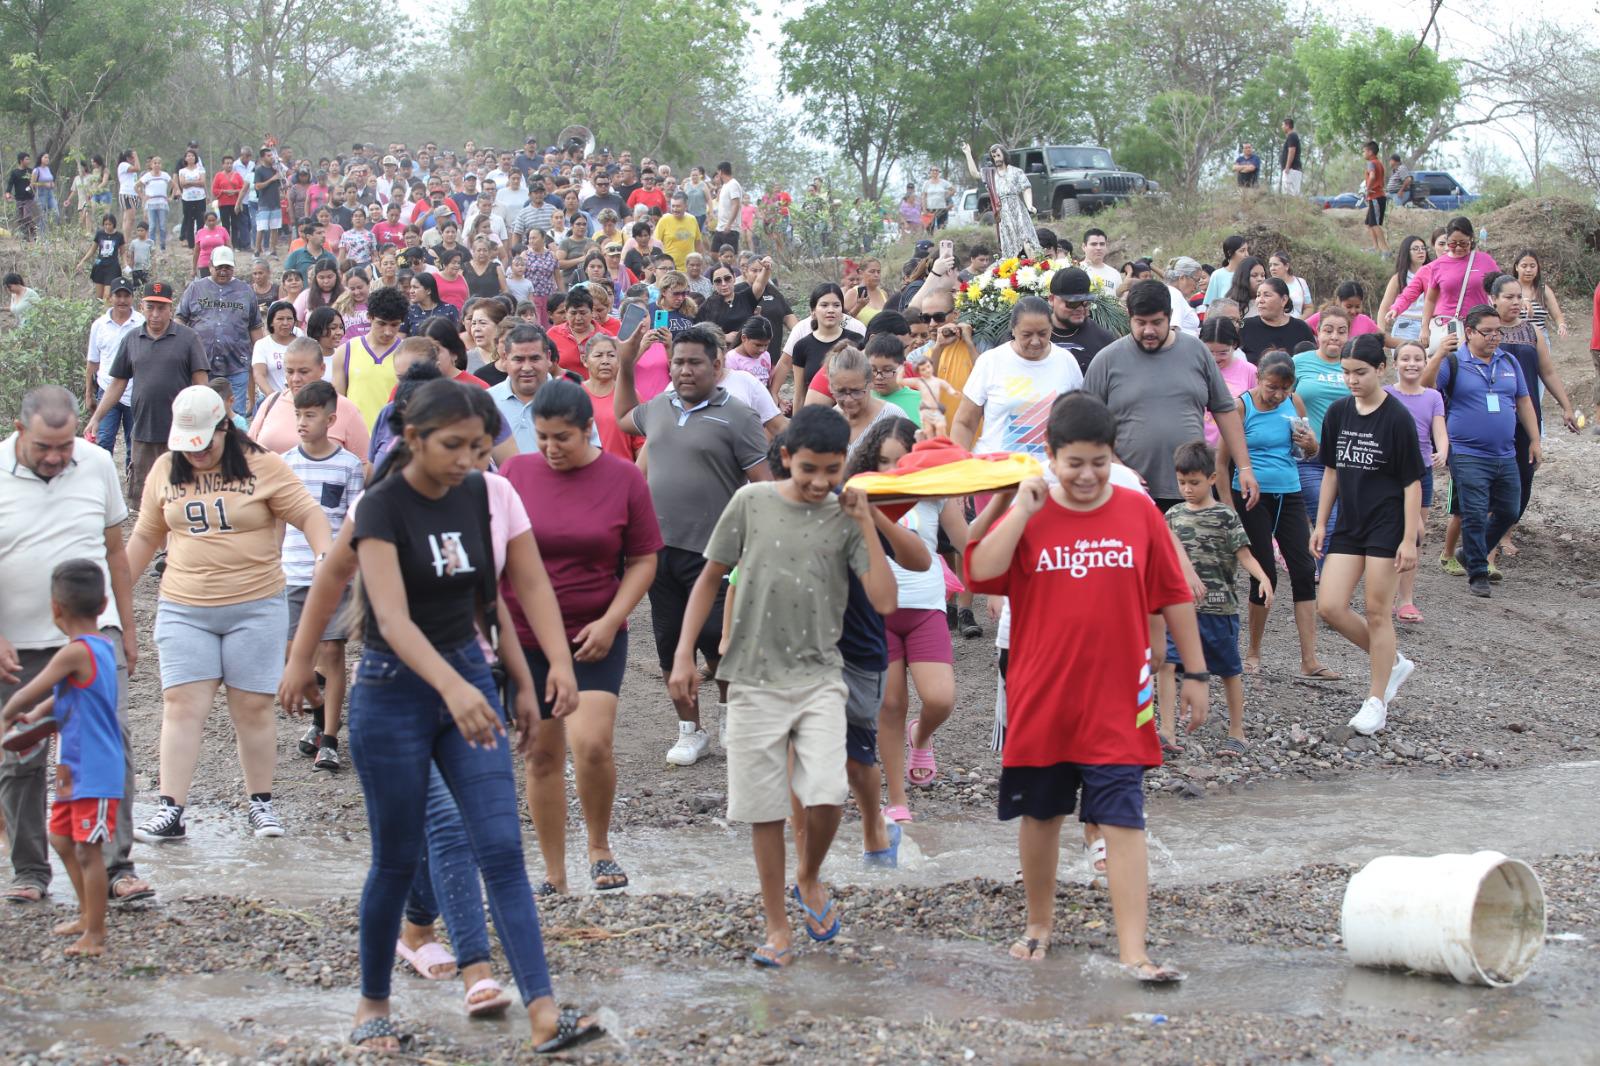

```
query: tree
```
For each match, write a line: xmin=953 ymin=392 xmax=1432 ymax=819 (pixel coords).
xmin=190 ymin=0 xmax=398 ymax=145
xmin=1296 ymin=25 xmax=1460 ymax=157
xmin=1103 ymin=0 xmax=1303 ymax=190
xmin=465 ymin=0 xmax=747 ymax=162
xmin=0 ymin=0 xmax=178 ymax=160
xmin=780 ymin=0 xmax=946 ymax=199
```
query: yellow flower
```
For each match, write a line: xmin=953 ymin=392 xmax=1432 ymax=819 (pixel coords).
xmin=996 ymin=257 xmax=1019 ymax=278
xmin=1000 ymin=287 xmax=1020 ymax=304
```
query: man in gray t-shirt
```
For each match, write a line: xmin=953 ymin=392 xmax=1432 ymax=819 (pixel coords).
xmin=174 ymin=249 xmax=262 ymax=413
xmin=1082 ymin=279 xmax=1257 ymax=506
xmin=616 ymin=324 xmax=771 ymax=766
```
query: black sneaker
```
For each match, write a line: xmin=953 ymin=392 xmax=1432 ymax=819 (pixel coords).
xmin=1468 ymin=575 xmax=1492 ymax=598
xmin=313 ymin=745 xmax=342 ymax=773
xmin=134 ymin=802 xmax=186 ymax=843
xmin=297 ymin=721 xmax=321 ymax=757
xmin=248 ymin=798 xmax=285 ymax=837
xmin=958 ymin=607 xmax=982 ymax=639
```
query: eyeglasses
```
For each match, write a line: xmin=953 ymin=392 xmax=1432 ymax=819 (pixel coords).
xmin=869 ymin=365 xmax=899 ymax=378
xmin=834 ymin=387 xmax=869 ymax=399
xmin=1470 ymin=327 xmax=1503 ymax=339
xmin=924 ymin=310 xmax=954 ymax=322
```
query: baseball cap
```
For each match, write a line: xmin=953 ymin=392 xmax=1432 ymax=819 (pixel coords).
xmin=1049 ymin=266 xmax=1092 ymax=298
xmin=914 ymin=239 xmax=934 ymax=257
xmin=141 ymin=280 xmax=175 ymax=303
xmin=525 ymin=134 xmax=538 ymax=144
xmin=211 ymin=246 xmax=235 ymax=268
xmin=603 ymin=242 xmax=623 ymax=253
xmin=167 ymin=386 xmax=227 ymax=452
xmin=110 ymin=277 xmax=136 ymax=295
xmin=382 ymin=154 xmax=400 ymax=166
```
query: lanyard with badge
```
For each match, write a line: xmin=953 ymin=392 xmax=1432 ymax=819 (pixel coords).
xmin=1463 ymin=351 xmax=1500 ymax=413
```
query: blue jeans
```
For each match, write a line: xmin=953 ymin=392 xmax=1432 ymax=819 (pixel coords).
xmin=1297 ymin=460 xmax=1338 ymax=570
xmin=402 ymin=764 xmax=491 ymax=970
xmin=96 ymin=403 xmax=134 ymax=469
xmin=35 ymin=190 xmax=55 ymax=233
xmin=225 ymin=368 xmax=251 ymax=416
xmin=347 ymin=642 xmax=551 ymax=1005
xmin=146 ymin=203 xmax=169 ymax=249
xmin=1449 ymin=453 xmax=1520 ymax=580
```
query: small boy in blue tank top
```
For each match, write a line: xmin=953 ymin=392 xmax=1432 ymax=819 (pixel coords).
xmin=1 ymin=560 xmax=124 ymax=957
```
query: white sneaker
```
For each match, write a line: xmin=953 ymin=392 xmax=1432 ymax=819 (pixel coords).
xmin=665 ymin=721 xmax=711 ymax=766
xmin=1384 ymin=652 xmax=1415 ymax=705
xmin=1349 ymin=697 xmax=1388 ymax=736
xmin=716 ymin=702 xmax=729 ymax=750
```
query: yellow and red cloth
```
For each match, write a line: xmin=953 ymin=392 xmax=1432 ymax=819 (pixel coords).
xmin=845 ymin=436 xmax=1041 ymax=520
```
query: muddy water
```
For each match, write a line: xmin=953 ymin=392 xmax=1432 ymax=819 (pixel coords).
xmin=4 ymin=935 xmax=1596 ymax=1061
xmin=127 ymin=760 xmax=1600 ymax=900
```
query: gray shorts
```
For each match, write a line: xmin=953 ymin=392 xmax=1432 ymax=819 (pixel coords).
xmin=154 ymin=593 xmax=288 ymax=693
xmin=286 ymin=585 xmax=351 ymax=643
xmin=842 ymin=661 xmax=886 ymax=728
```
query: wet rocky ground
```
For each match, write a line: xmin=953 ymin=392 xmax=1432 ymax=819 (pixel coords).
xmin=1 ymin=344 xmax=1597 ymax=1063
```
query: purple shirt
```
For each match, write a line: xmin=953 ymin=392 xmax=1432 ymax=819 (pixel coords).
xmin=1384 ymin=384 xmax=1444 ymax=465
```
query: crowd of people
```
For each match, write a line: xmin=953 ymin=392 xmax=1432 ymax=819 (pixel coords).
xmin=0 ymin=130 xmax=1591 ymax=1054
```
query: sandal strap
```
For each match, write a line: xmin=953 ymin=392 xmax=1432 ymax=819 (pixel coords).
xmin=350 ymin=1016 xmax=402 ymax=1045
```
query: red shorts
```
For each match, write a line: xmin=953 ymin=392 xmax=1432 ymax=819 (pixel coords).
xmin=885 ymin=607 xmax=954 ymax=665
xmin=50 ymin=797 xmax=118 ymax=844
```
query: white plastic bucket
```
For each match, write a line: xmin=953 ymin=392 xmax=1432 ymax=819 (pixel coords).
xmin=1340 ymin=850 xmax=1545 ymax=986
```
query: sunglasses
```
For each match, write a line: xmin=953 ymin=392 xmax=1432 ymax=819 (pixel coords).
xmin=714 ymin=274 xmax=734 ymax=283
xmin=924 ymin=310 xmax=954 ymax=322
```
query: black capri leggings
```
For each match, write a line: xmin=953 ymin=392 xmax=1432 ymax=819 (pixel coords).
xmin=1233 ymin=488 xmax=1317 ymax=605
xmin=180 ymin=198 xmax=206 ymax=247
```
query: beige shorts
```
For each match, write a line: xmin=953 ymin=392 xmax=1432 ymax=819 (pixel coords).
xmin=725 ymin=676 xmax=849 ymax=823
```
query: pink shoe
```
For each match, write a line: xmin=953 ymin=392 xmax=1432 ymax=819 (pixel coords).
xmin=882 ymin=805 xmax=914 ymax=824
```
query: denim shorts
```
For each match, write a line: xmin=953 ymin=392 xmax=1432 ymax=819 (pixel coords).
xmin=1420 ymin=468 xmax=1434 ymax=510
xmin=998 ymin=762 xmax=1146 ymax=828
xmin=842 ymin=660 xmax=886 ymax=765
xmin=154 ymin=592 xmax=288 ymax=692
xmin=1164 ymin=612 xmax=1243 ymax=678
xmin=255 ymin=207 xmax=283 ymax=231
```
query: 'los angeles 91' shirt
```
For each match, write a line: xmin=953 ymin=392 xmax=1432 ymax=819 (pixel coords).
xmin=965 ymin=486 xmax=1191 ymax=768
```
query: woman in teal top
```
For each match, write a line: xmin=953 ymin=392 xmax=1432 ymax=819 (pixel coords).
xmin=1218 ymin=351 xmax=1332 ymax=679
xmin=1292 ymin=304 xmax=1353 ymax=532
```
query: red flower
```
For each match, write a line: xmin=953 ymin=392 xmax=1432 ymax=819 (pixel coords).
xmin=958 ymin=280 xmax=969 ymax=293
xmin=1010 ymin=275 xmax=1019 ymax=289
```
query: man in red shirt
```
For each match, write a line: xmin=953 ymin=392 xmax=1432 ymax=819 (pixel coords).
xmin=212 ymin=155 xmax=247 ymax=250
xmin=966 ymin=392 xmax=1205 ymax=983
xmin=626 ymin=170 xmax=668 ymax=215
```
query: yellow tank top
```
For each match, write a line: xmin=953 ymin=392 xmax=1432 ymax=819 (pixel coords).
xmin=344 ymin=335 xmax=401 ymax=429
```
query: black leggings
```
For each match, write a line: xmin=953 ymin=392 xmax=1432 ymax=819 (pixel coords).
xmin=1234 ymin=488 xmax=1317 ymax=605
xmin=180 ymin=198 xmax=206 ymax=247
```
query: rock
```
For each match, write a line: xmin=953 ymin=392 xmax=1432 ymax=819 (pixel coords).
xmin=1327 ymin=725 xmax=1355 ymax=744
xmin=1345 ymin=736 xmax=1376 ymax=753
xmin=1390 ymin=739 xmax=1417 ymax=759
xmin=1289 ymin=725 xmax=1314 ymax=749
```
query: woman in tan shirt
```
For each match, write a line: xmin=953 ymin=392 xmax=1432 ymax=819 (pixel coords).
xmin=126 ymin=386 xmax=332 ymax=843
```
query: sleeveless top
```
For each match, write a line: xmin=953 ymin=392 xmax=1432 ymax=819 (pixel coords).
xmin=343 ymin=335 xmax=402 ymax=429
xmin=54 ymin=634 xmax=124 ymax=801
xmin=462 ymin=261 xmax=502 ymax=299
xmin=1235 ymin=390 xmax=1300 ymax=494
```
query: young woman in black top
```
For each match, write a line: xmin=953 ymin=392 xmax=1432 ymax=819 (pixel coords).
xmin=343 ymin=378 xmax=598 ymax=1054
xmin=1312 ymin=334 xmax=1424 ymax=740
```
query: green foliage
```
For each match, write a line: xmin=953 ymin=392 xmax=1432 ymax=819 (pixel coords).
xmin=1296 ymin=26 xmax=1460 ymax=155
xmin=0 ymin=296 xmax=101 ymax=424
xmin=0 ymin=0 xmax=178 ymax=158
xmin=466 ymin=0 xmax=747 ymax=162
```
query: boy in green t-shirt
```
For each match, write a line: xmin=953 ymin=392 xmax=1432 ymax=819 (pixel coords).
xmin=1158 ymin=441 xmax=1274 ymax=756
xmin=669 ymin=406 xmax=897 ymax=969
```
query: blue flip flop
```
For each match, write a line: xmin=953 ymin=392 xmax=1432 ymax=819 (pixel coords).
xmin=750 ymin=943 xmax=793 ymax=968
xmin=791 ymin=884 xmax=840 ymax=942
xmin=864 ymin=821 xmax=902 ymax=869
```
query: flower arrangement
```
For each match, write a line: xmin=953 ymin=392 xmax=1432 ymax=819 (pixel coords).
xmin=955 ymin=255 xmax=1129 ymax=349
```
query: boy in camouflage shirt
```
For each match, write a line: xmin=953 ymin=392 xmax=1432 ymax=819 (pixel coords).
xmin=1158 ymin=441 xmax=1273 ymax=756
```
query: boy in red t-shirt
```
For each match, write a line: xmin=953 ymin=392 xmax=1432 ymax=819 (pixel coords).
xmin=965 ymin=393 xmax=1209 ymax=982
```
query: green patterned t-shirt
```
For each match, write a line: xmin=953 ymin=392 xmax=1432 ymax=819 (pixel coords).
xmin=1164 ymin=503 xmax=1250 ymax=616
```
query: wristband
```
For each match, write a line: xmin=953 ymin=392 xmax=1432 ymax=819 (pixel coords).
xmin=1183 ymin=671 xmax=1211 ymax=683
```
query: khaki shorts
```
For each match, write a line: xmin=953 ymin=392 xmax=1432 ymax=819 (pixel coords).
xmin=725 ymin=676 xmax=849 ymax=823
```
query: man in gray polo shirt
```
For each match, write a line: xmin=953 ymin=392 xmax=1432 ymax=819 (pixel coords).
xmin=84 ymin=280 xmax=209 ymax=507
xmin=615 ymin=323 xmax=770 ymax=766
xmin=1082 ymin=279 xmax=1257 ymax=511
xmin=0 ymin=386 xmax=152 ymax=904
xmin=176 ymin=247 xmax=263 ymax=416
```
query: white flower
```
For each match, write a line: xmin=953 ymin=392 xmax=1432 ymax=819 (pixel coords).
xmin=1016 ymin=266 xmax=1040 ymax=287
xmin=969 ymin=274 xmax=990 ymax=292
xmin=1038 ymin=269 xmax=1057 ymax=292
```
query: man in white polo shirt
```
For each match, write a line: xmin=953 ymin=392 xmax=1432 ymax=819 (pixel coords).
xmin=0 ymin=386 xmax=152 ymax=904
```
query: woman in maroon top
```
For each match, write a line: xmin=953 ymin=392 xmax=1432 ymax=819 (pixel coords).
xmin=499 ymin=380 xmax=662 ymax=894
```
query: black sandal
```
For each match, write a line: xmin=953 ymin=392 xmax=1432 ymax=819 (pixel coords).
xmin=535 ymin=880 xmax=562 ymax=897
xmin=590 ymin=858 xmax=629 ymax=891
xmin=348 ymin=1015 xmax=411 ymax=1049
xmin=532 ymin=1006 xmax=602 ymax=1055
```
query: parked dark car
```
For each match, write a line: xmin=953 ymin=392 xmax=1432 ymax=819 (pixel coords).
xmin=975 ymin=145 xmax=1151 ymax=219
xmin=1310 ymin=170 xmax=1478 ymax=212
